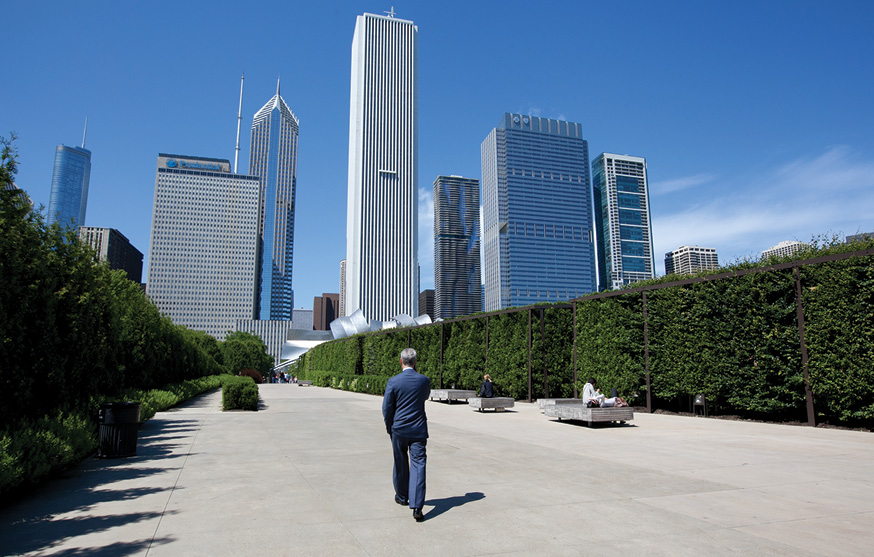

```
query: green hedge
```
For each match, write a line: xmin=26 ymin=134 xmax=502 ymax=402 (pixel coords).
xmin=298 ymin=370 xmax=390 ymax=395
xmin=222 ymin=376 xmax=259 ymax=411
xmin=0 ymin=375 xmax=234 ymax=499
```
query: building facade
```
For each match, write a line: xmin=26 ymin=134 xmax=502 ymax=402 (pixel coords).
xmin=236 ymin=319 xmax=290 ymax=367
xmin=292 ymin=309 xmax=314 ymax=330
xmin=146 ymin=154 xmax=261 ymax=340
xmin=664 ymin=245 xmax=719 ymax=276
xmin=481 ymin=114 xmax=597 ymax=311
xmin=48 ymin=145 xmax=91 ymax=229
xmin=592 ymin=153 xmax=655 ymax=290
xmin=249 ymin=80 xmax=299 ymax=320
xmin=418 ymin=289 xmax=434 ymax=320
xmin=339 ymin=259 xmax=347 ymax=317
xmin=313 ymin=293 xmax=340 ymax=331
xmin=345 ymin=12 xmax=419 ymax=321
xmin=433 ymin=175 xmax=482 ymax=319
xmin=762 ymin=240 xmax=808 ymax=259
xmin=78 ymin=226 xmax=144 ymax=283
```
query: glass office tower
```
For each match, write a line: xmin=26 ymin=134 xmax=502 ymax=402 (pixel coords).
xmin=592 ymin=153 xmax=655 ymax=289
xmin=433 ymin=175 xmax=482 ymax=319
xmin=47 ymin=145 xmax=91 ymax=228
xmin=481 ymin=114 xmax=597 ymax=311
xmin=249 ymin=80 xmax=299 ymax=320
xmin=346 ymin=12 xmax=419 ymax=321
xmin=146 ymin=154 xmax=261 ymax=340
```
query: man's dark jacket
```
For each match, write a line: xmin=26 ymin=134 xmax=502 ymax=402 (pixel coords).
xmin=382 ymin=367 xmax=430 ymax=439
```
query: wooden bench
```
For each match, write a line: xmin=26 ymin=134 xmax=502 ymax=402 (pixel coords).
xmin=468 ymin=397 xmax=515 ymax=412
xmin=429 ymin=389 xmax=476 ymax=404
xmin=297 ymin=380 xmax=313 ymax=386
xmin=544 ymin=403 xmax=633 ymax=425
xmin=537 ymin=398 xmax=580 ymax=411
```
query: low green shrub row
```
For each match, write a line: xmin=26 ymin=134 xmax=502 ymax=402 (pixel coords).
xmin=299 ymin=371 xmax=390 ymax=395
xmin=0 ymin=375 xmax=235 ymax=501
xmin=222 ymin=376 xmax=259 ymax=411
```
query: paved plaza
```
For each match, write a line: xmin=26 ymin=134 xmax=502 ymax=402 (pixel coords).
xmin=1 ymin=383 xmax=873 ymax=556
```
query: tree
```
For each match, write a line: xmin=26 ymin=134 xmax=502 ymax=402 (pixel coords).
xmin=0 ymin=132 xmax=18 ymax=188
xmin=220 ymin=331 xmax=273 ymax=375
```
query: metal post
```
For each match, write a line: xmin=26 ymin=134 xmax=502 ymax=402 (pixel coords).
xmin=794 ymin=267 xmax=816 ymax=426
xmin=527 ymin=309 xmax=533 ymax=402
xmin=572 ymin=302 xmax=578 ymax=398
xmin=439 ymin=322 xmax=444 ymax=388
xmin=485 ymin=315 xmax=489 ymax=375
xmin=643 ymin=292 xmax=652 ymax=413
xmin=540 ymin=308 xmax=548 ymax=398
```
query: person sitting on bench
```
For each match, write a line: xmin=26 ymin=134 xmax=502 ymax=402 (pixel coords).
xmin=478 ymin=374 xmax=495 ymax=398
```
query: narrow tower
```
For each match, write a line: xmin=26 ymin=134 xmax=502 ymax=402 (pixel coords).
xmin=249 ymin=79 xmax=300 ymax=320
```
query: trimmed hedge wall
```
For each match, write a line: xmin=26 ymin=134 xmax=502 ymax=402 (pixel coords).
xmin=300 ymin=242 xmax=874 ymax=429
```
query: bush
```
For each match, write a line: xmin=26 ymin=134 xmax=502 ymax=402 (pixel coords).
xmin=222 ymin=377 xmax=259 ymax=411
xmin=239 ymin=368 xmax=264 ymax=384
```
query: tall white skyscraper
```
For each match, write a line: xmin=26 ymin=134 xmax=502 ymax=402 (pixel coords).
xmin=146 ymin=154 xmax=261 ymax=340
xmin=345 ymin=11 xmax=419 ymax=321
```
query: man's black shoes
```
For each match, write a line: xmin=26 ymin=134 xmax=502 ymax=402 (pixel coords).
xmin=395 ymin=494 xmax=408 ymax=506
xmin=412 ymin=508 xmax=424 ymax=521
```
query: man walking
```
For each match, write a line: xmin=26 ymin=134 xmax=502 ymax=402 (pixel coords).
xmin=382 ymin=348 xmax=430 ymax=521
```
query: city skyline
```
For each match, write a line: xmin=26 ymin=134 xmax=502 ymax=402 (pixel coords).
xmin=5 ymin=1 xmax=874 ymax=309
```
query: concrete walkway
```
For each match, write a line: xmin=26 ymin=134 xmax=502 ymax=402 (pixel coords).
xmin=1 ymin=384 xmax=873 ymax=556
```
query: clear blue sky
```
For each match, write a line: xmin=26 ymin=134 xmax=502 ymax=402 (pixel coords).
xmin=5 ymin=0 xmax=874 ymax=308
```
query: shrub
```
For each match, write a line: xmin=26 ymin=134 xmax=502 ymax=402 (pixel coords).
xmin=239 ymin=368 xmax=264 ymax=384
xmin=222 ymin=377 xmax=259 ymax=411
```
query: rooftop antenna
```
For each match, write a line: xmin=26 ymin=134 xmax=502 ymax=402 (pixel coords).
xmin=81 ymin=117 xmax=88 ymax=149
xmin=234 ymin=72 xmax=244 ymax=174
xmin=385 ymin=6 xmax=396 ymax=17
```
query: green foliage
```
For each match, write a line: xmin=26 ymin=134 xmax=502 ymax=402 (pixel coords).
xmin=298 ymin=370 xmax=389 ymax=395
xmin=442 ymin=319 xmax=486 ymax=390
xmin=222 ymin=376 xmax=259 ymax=411
xmin=110 ymin=375 xmax=230 ymax=420
xmin=0 ymin=132 xmax=18 ymax=188
xmin=220 ymin=331 xmax=273 ymax=375
xmin=486 ymin=312 xmax=530 ymax=399
xmin=411 ymin=325 xmax=441 ymax=385
xmin=362 ymin=330 xmax=410 ymax=376
xmin=533 ymin=307 xmax=576 ymax=398
xmin=302 ymin=335 xmax=362 ymax=374
xmin=575 ymin=294 xmax=645 ymax=404
xmin=802 ymin=252 xmax=874 ymax=425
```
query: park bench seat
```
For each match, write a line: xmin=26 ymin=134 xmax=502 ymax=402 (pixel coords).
xmin=469 ymin=397 xmax=515 ymax=412
xmin=544 ymin=403 xmax=633 ymax=425
xmin=430 ymin=389 xmax=476 ymax=403
xmin=537 ymin=398 xmax=580 ymax=411
xmin=297 ymin=380 xmax=313 ymax=386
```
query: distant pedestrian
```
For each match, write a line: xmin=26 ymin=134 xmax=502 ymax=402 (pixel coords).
xmin=478 ymin=374 xmax=495 ymax=398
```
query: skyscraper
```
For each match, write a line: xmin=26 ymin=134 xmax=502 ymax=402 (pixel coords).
xmin=481 ymin=114 xmax=597 ymax=311
xmin=433 ymin=175 xmax=482 ymax=319
xmin=664 ymin=245 xmax=719 ymax=276
xmin=48 ymin=145 xmax=91 ymax=228
xmin=345 ymin=11 xmax=418 ymax=321
xmin=78 ymin=226 xmax=144 ymax=283
xmin=146 ymin=154 xmax=261 ymax=340
xmin=592 ymin=153 xmax=655 ymax=290
xmin=339 ymin=259 xmax=347 ymax=317
xmin=249 ymin=80 xmax=299 ymax=320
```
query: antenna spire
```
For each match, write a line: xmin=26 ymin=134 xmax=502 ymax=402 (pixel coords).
xmin=81 ymin=117 xmax=88 ymax=149
xmin=276 ymin=76 xmax=281 ymax=97
xmin=385 ymin=6 xmax=396 ymax=18
xmin=234 ymin=72 xmax=244 ymax=174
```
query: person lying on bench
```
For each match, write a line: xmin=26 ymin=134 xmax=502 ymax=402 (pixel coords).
xmin=478 ymin=374 xmax=495 ymax=398
xmin=583 ymin=378 xmax=629 ymax=407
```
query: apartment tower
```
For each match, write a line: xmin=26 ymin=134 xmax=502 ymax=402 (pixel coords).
xmin=592 ymin=153 xmax=655 ymax=290
xmin=433 ymin=175 xmax=482 ymax=319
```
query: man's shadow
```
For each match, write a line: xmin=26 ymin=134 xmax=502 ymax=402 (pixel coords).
xmin=423 ymin=491 xmax=485 ymax=521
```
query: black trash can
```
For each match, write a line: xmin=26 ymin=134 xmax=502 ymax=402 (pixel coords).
xmin=97 ymin=402 xmax=141 ymax=458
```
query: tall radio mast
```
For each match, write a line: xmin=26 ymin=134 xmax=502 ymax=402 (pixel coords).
xmin=234 ymin=72 xmax=244 ymax=173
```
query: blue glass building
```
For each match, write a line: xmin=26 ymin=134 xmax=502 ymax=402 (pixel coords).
xmin=433 ymin=175 xmax=482 ymax=319
xmin=592 ymin=153 xmax=654 ymax=289
xmin=47 ymin=145 xmax=91 ymax=229
xmin=249 ymin=81 xmax=299 ymax=320
xmin=481 ymin=114 xmax=597 ymax=310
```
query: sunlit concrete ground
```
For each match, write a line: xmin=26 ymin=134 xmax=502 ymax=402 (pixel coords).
xmin=1 ymin=383 xmax=872 ymax=556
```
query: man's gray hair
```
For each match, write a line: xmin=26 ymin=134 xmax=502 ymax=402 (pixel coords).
xmin=400 ymin=347 xmax=417 ymax=367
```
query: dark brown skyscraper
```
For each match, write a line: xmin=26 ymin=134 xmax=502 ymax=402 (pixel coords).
xmin=313 ymin=293 xmax=340 ymax=331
